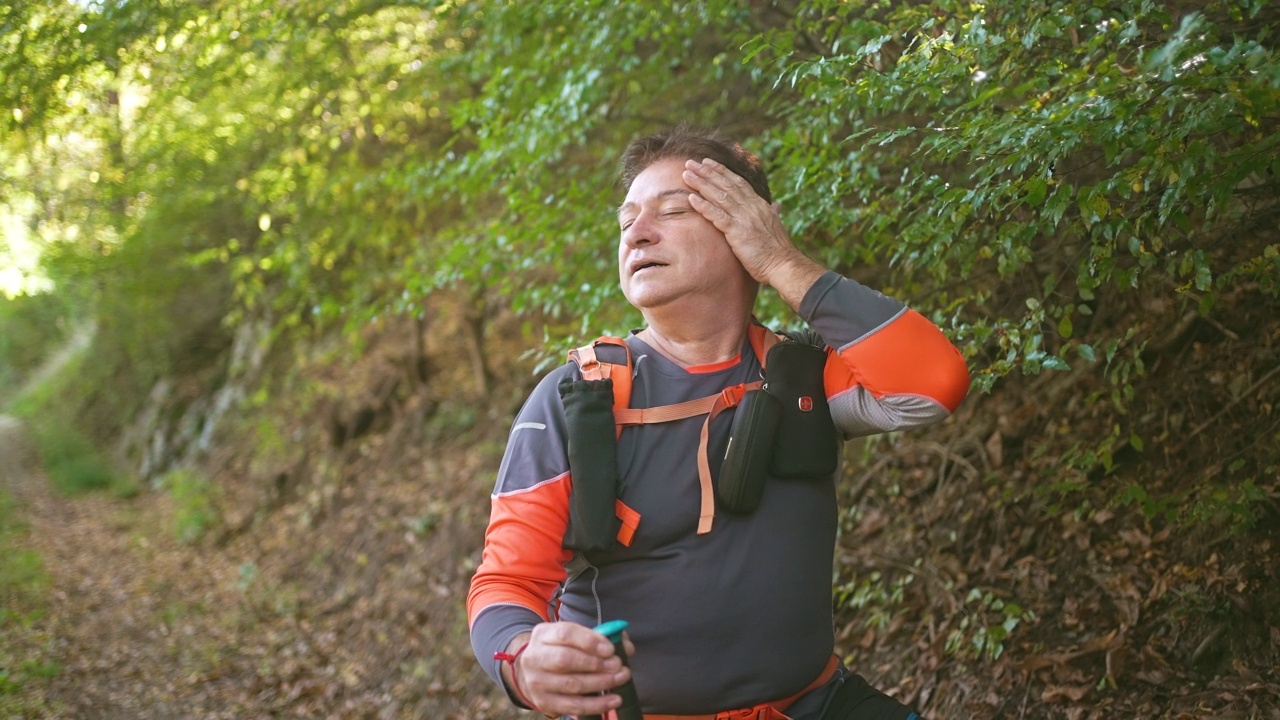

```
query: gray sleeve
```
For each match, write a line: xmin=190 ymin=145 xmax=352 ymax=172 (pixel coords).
xmin=471 ymin=603 xmax=545 ymax=704
xmin=470 ymin=363 xmax=578 ymax=705
xmin=797 ymin=270 xmax=908 ymax=350
xmin=494 ymin=364 xmax=574 ymax=496
xmin=798 ymin=271 xmax=966 ymax=438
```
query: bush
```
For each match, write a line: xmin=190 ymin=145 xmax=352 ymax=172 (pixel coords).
xmin=0 ymin=293 xmax=71 ymax=401
xmin=30 ymin=426 xmax=116 ymax=495
xmin=161 ymin=468 xmax=220 ymax=544
xmin=7 ymin=334 xmax=127 ymax=497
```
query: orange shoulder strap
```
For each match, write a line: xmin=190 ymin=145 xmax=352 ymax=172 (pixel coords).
xmin=567 ymin=336 xmax=633 ymax=439
xmin=747 ymin=322 xmax=783 ymax=368
xmin=567 ymin=326 xmax=787 ymax=535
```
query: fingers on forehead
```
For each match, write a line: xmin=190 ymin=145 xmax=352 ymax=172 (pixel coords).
xmin=692 ymin=194 xmax=728 ymax=217
xmin=685 ymin=164 xmax=732 ymax=191
xmin=702 ymin=158 xmax=748 ymax=188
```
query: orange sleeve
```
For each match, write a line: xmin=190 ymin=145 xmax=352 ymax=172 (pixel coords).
xmin=824 ymin=308 xmax=970 ymax=412
xmin=466 ymin=473 xmax=575 ymax=626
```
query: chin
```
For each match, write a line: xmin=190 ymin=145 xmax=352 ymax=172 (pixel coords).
xmin=622 ymin=283 xmax=668 ymax=310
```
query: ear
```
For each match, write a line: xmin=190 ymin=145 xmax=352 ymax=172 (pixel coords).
xmin=771 ymin=201 xmax=782 ymax=216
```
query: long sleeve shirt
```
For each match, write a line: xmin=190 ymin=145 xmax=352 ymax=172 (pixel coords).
xmin=467 ymin=272 xmax=970 ymax=713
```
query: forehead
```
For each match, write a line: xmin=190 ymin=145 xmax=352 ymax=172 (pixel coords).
xmin=620 ymin=158 xmax=690 ymax=211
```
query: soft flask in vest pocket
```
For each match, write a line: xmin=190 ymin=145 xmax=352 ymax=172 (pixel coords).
xmin=717 ymin=388 xmax=782 ymax=514
xmin=558 ymin=377 xmax=622 ymax=552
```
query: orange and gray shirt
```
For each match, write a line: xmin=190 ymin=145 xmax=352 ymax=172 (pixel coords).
xmin=467 ymin=272 xmax=970 ymax=713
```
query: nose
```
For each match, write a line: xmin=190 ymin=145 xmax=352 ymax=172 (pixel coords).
xmin=621 ymin=211 xmax=656 ymax=249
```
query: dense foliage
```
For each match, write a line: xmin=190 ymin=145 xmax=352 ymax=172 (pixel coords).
xmin=2 ymin=1 xmax=1278 ymax=714
xmin=5 ymin=0 xmax=1277 ymax=499
xmin=5 ymin=1 xmax=1276 ymax=352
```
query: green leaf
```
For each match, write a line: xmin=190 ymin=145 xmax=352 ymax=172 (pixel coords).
xmin=1044 ymin=184 xmax=1073 ymax=227
xmin=1043 ymin=356 xmax=1070 ymax=371
xmin=1195 ymin=264 xmax=1213 ymax=291
xmin=1025 ymin=177 xmax=1048 ymax=207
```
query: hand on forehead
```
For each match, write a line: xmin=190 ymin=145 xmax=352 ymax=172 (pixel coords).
xmin=682 ymin=157 xmax=772 ymax=210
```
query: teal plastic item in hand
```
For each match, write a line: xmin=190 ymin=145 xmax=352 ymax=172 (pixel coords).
xmin=584 ymin=620 xmax=642 ymax=720
xmin=594 ymin=619 xmax=629 ymax=640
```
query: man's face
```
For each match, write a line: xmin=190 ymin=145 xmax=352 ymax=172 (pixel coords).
xmin=616 ymin=157 xmax=751 ymax=312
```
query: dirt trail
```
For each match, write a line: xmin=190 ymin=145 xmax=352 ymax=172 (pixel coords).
xmin=0 ymin=415 xmax=255 ymax=719
xmin=1 ymin=412 xmax=514 ymax=720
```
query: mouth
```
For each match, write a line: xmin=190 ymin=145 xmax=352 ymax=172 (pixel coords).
xmin=630 ymin=259 xmax=667 ymax=275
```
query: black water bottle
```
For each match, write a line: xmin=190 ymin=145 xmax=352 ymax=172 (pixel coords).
xmin=583 ymin=619 xmax=642 ymax=720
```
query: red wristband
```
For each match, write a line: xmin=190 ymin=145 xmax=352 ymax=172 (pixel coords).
xmin=494 ymin=641 xmax=542 ymax=713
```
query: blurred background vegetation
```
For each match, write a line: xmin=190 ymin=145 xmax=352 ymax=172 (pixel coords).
xmin=2 ymin=1 xmax=1278 ymax=717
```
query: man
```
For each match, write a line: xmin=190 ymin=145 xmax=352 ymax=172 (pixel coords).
xmin=467 ymin=127 xmax=970 ymax=719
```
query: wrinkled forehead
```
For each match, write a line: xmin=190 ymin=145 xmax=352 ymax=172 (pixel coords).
xmin=617 ymin=158 xmax=691 ymax=216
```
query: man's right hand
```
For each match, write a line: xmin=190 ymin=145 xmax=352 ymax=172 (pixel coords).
xmin=503 ymin=622 xmax=634 ymax=717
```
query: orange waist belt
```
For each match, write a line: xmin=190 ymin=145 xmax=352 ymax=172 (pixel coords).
xmin=636 ymin=654 xmax=839 ymax=720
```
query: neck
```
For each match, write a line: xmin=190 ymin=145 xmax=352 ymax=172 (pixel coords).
xmin=640 ymin=312 xmax=751 ymax=368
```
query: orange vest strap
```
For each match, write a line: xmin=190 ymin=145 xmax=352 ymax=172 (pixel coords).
xmin=569 ymin=336 xmax=633 ymax=439
xmin=614 ymin=394 xmax=719 ymax=426
xmin=748 ymin=322 xmax=782 ymax=366
xmin=567 ymin=325 xmax=788 ymax=535
xmin=694 ymin=382 xmax=760 ymax=534
xmin=615 ymin=499 xmax=640 ymax=547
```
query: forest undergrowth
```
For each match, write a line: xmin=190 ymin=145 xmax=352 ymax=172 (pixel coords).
xmin=4 ymin=1 xmax=1279 ymax=717
xmin=3 ymin=283 xmax=1279 ymax=719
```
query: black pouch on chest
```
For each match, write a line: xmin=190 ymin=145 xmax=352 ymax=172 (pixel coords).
xmin=717 ymin=337 xmax=839 ymax=514
xmin=558 ymin=377 xmax=621 ymax=552
xmin=766 ymin=340 xmax=838 ymax=478
xmin=768 ymin=338 xmax=839 ymax=476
